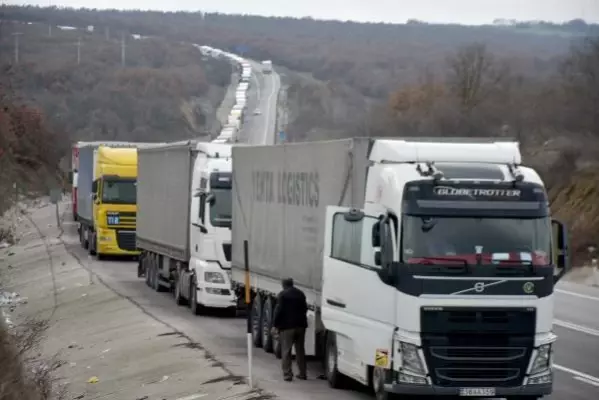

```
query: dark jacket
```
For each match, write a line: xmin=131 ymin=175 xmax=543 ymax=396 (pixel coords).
xmin=273 ymin=286 xmax=308 ymax=330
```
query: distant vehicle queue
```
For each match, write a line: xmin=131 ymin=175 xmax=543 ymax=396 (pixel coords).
xmin=196 ymin=45 xmax=273 ymax=144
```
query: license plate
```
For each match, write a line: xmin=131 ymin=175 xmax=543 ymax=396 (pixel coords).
xmin=459 ymin=388 xmax=496 ymax=396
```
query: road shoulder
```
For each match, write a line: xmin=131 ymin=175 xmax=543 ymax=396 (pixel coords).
xmin=1 ymin=201 xmax=268 ymax=400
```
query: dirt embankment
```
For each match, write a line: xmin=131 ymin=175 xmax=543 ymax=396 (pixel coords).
xmin=550 ymin=169 xmax=599 ymax=265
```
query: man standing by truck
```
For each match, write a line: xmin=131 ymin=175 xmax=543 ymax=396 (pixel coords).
xmin=273 ymin=278 xmax=308 ymax=382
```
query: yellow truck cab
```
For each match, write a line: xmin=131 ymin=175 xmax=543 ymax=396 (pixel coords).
xmin=80 ymin=145 xmax=139 ymax=258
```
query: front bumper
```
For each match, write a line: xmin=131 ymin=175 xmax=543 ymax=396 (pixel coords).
xmin=384 ymin=382 xmax=552 ymax=396
xmin=97 ymin=228 xmax=140 ymax=256
xmin=196 ymin=286 xmax=237 ymax=309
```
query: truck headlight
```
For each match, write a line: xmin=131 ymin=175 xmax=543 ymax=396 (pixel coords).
xmin=400 ymin=342 xmax=425 ymax=375
xmin=530 ymin=344 xmax=552 ymax=375
xmin=204 ymin=271 xmax=225 ymax=284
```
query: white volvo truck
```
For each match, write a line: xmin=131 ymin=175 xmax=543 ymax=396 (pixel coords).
xmin=230 ymin=138 xmax=570 ymax=400
xmin=136 ymin=140 xmax=238 ymax=315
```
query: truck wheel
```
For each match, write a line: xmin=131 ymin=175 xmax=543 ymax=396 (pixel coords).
xmin=251 ymin=294 xmax=263 ymax=348
xmin=372 ymin=366 xmax=396 ymax=400
xmin=273 ymin=330 xmax=282 ymax=359
xmin=190 ymin=277 xmax=204 ymax=315
xmin=152 ymin=264 xmax=164 ymax=292
xmin=261 ymin=296 xmax=274 ymax=353
xmin=325 ymin=333 xmax=346 ymax=389
xmin=174 ymin=272 xmax=187 ymax=306
xmin=88 ymin=231 xmax=96 ymax=256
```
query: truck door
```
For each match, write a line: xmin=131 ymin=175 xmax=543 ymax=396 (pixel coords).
xmin=322 ymin=206 xmax=396 ymax=377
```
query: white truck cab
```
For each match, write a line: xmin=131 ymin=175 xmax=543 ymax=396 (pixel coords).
xmin=185 ymin=142 xmax=236 ymax=310
xmin=321 ymin=139 xmax=569 ymax=399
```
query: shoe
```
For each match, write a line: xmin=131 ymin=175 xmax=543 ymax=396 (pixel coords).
xmin=284 ymin=376 xmax=293 ymax=382
xmin=296 ymin=374 xmax=307 ymax=380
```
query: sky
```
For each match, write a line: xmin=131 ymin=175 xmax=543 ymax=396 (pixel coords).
xmin=6 ymin=0 xmax=599 ymax=25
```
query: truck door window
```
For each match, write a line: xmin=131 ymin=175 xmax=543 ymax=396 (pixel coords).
xmin=330 ymin=212 xmax=377 ymax=269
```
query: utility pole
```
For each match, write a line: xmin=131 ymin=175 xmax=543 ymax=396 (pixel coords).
xmin=76 ymin=37 xmax=82 ymax=65
xmin=48 ymin=24 xmax=52 ymax=37
xmin=12 ymin=32 xmax=23 ymax=64
xmin=121 ymin=33 xmax=126 ymax=67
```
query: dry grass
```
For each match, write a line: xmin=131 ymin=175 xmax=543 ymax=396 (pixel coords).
xmin=0 ymin=316 xmax=66 ymax=400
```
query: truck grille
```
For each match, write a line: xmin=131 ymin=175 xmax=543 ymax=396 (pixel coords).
xmin=118 ymin=211 xmax=136 ymax=226
xmin=116 ymin=230 xmax=137 ymax=251
xmin=421 ymin=307 xmax=535 ymax=388
xmin=222 ymin=243 xmax=231 ymax=261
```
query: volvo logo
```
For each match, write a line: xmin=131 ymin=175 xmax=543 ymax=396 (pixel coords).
xmin=523 ymin=282 xmax=535 ymax=294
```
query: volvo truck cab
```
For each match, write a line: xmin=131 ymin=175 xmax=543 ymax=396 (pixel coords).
xmin=322 ymin=139 xmax=569 ymax=399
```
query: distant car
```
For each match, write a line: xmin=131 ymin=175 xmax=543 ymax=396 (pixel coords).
xmin=253 ymin=109 xmax=261 ymax=115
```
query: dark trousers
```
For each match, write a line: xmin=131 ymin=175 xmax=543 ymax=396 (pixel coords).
xmin=280 ymin=327 xmax=307 ymax=378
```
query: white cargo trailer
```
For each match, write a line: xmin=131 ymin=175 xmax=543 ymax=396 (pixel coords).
xmin=231 ymin=137 xmax=570 ymax=400
xmin=137 ymin=141 xmax=238 ymax=314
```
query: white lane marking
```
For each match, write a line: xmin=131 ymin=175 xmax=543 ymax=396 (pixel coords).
xmin=263 ymin=73 xmax=278 ymax=144
xmin=175 ymin=394 xmax=207 ymax=400
xmin=556 ymin=288 xmax=599 ymax=302
xmin=554 ymin=363 xmax=599 ymax=386
xmin=554 ymin=319 xmax=599 ymax=337
xmin=574 ymin=376 xmax=599 ymax=387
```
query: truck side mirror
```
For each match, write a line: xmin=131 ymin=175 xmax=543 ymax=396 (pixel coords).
xmin=552 ymin=219 xmax=570 ymax=283
xmin=372 ymin=221 xmax=381 ymax=247
xmin=92 ymin=181 xmax=98 ymax=193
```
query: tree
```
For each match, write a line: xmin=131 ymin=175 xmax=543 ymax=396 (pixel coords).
xmin=560 ymin=37 xmax=599 ymax=136
xmin=446 ymin=43 xmax=508 ymax=113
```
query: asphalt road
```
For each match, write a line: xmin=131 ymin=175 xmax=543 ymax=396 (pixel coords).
xmin=239 ymin=60 xmax=280 ymax=145
xmin=62 ymin=222 xmax=599 ymax=400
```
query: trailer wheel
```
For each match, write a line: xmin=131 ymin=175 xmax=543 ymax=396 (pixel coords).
xmin=273 ymin=332 xmax=282 ymax=359
xmin=261 ymin=296 xmax=274 ymax=353
xmin=145 ymin=258 xmax=152 ymax=287
xmin=251 ymin=294 xmax=263 ymax=348
xmin=326 ymin=333 xmax=346 ymax=389
xmin=152 ymin=263 xmax=164 ymax=293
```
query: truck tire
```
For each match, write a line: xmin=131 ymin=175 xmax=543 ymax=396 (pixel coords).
xmin=273 ymin=331 xmax=282 ymax=359
xmin=174 ymin=271 xmax=187 ymax=306
xmin=190 ymin=276 xmax=204 ymax=315
xmin=325 ymin=333 xmax=346 ymax=389
xmin=261 ymin=296 xmax=274 ymax=353
xmin=152 ymin=264 xmax=164 ymax=293
xmin=88 ymin=230 xmax=97 ymax=256
xmin=251 ymin=294 xmax=263 ymax=348
xmin=372 ymin=366 xmax=399 ymax=400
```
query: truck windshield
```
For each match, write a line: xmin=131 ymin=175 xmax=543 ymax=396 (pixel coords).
xmin=101 ymin=178 xmax=137 ymax=205
xmin=210 ymin=188 xmax=232 ymax=228
xmin=401 ymin=215 xmax=552 ymax=266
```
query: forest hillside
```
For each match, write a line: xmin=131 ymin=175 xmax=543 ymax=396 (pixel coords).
xmin=1 ymin=6 xmax=598 ymax=263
